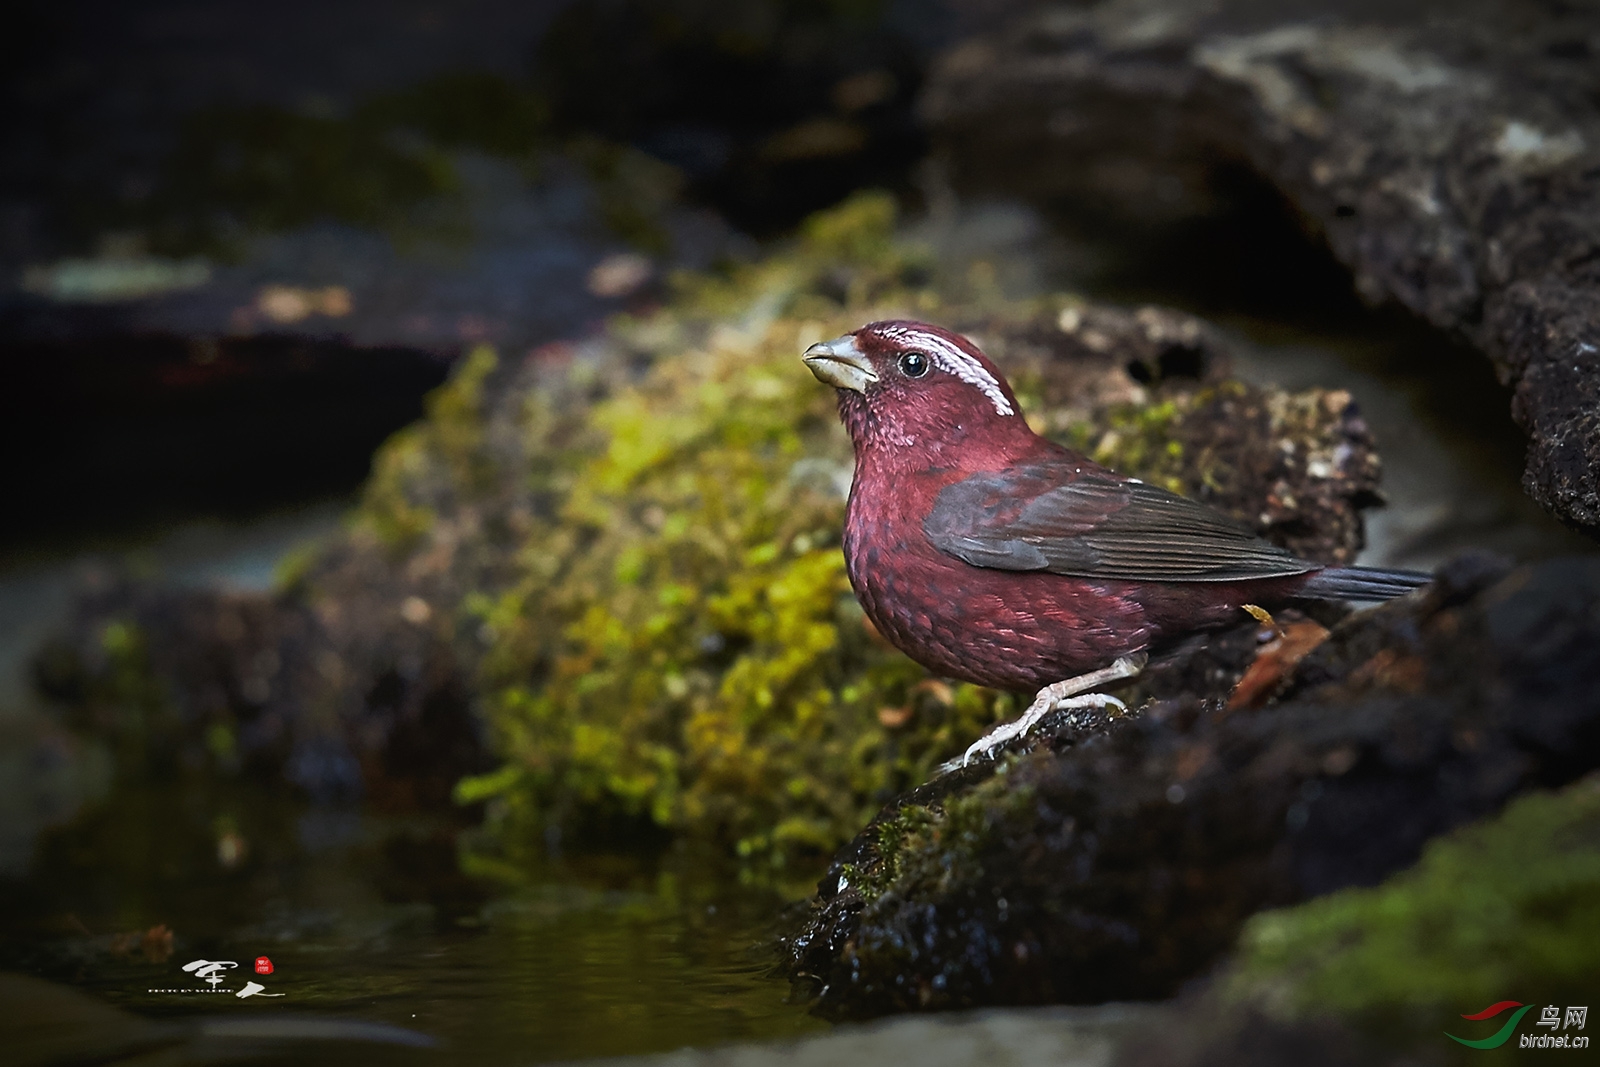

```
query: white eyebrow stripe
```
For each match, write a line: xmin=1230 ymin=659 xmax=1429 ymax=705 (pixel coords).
xmin=877 ymin=325 xmax=1014 ymax=417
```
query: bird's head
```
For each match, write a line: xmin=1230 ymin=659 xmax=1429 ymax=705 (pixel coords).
xmin=803 ymin=320 xmax=1030 ymax=463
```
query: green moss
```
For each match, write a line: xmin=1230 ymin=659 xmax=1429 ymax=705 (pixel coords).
xmin=845 ymin=770 xmax=1036 ymax=905
xmin=98 ymin=620 xmax=166 ymax=717
xmin=1062 ymin=378 xmax=1335 ymax=518
xmin=1062 ymin=396 xmax=1189 ymax=494
xmin=1226 ymin=776 xmax=1600 ymax=1042
xmin=448 ymin=194 xmax=1009 ymax=870
xmin=271 ymin=540 xmax=322 ymax=595
xmin=349 ymin=193 xmax=1264 ymax=873
xmin=77 ymin=619 xmax=186 ymax=770
xmin=357 ymin=344 xmax=500 ymax=551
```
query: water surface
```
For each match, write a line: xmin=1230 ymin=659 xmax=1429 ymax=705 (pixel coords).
xmin=3 ymin=777 xmax=824 ymax=1063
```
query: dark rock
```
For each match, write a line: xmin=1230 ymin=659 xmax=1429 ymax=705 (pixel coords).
xmin=0 ymin=331 xmax=451 ymax=544
xmin=781 ymin=555 xmax=1600 ymax=1019
xmin=0 ymin=151 xmax=737 ymax=543
xmin=977 ymin=301 xmax=1385 ymax=564
xmin=922 ymin=0 xmax=1600 ymax=538
xmin=534 ymin=0 xmax=930 ymax=235
xmin=32 ymin=575 xmax=489 ymax=811
xmin=2 ymin=5 xmax=738 ymax=543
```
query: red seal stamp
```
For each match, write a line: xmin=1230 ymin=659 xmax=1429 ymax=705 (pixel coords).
xmin=253 ymin=956 xmax=274 ymax=975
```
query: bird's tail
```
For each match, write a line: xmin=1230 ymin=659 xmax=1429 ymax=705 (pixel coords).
xmin=1297 ymin=565 xmax=1431 ymax=601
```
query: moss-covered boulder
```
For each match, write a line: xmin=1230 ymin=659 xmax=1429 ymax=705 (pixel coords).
xmin=1228 ymin=775 xmax=1600 ymax=1042
xmin=33 ymin=194 xmax=1389 ymax=873
xmin=1118 ymin=774 xmax=1600 ymax=1067
xmin=412 ymin=195 xmax=1383 ymax=870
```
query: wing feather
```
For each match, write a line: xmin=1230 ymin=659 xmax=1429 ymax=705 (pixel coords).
xmin=924 ymin=464 xmax=1315 ymax=582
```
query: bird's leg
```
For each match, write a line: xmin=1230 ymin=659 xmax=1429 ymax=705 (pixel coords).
xmin=950 ymin=653 xmax=1147 ymax=770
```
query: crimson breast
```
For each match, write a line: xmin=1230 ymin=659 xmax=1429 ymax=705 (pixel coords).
xmin=841 ymin=474 xmax=1154 ymax=692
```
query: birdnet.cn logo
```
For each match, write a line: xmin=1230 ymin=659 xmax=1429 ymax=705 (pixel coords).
xmin=1447 ymin=1001 xmax=1588 ymax=1050
xmin=148 ymin=956 xmax=283 ymax=999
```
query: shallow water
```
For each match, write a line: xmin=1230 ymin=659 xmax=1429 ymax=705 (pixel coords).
xmin=2 ymin=778 xmax=824 ymax=1063
xmin=38 ymin=885 xmax=822 ymax=1064
xmin=0 ymin=504 xmax=822 ymax=1063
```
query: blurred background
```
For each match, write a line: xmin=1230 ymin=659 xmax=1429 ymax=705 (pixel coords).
xmin=1 ymin=1 xmax=1592 ymax=1064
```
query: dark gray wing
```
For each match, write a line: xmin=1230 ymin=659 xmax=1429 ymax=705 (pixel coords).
xmin=924 ymin=465 xmax=1316 ymax=582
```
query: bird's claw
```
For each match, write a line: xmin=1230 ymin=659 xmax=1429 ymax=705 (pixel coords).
xmin=937 ymin=655 xmax=1147 ymax=775
xmin=946 ymin=691 xmax=1130 ymax=771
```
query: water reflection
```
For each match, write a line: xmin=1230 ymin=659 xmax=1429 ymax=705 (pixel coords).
xmin=1 ymin=767 xmax=823 ymax=1063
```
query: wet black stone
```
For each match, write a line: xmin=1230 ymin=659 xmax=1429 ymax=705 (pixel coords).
xmin=32 ymin=577 xmax=491 ymax=810
xmin=781 ymin=555 xmax=1600 ymax=1019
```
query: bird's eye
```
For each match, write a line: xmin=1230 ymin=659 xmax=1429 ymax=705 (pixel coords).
xmin=898 ymin=351 xmax=929 ymax=378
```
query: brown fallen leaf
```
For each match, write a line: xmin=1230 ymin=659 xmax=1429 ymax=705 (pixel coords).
xmin=109 ymin=923 xmax=174 ymax=963
xmin=141 ymin=924 xmax=174 ymax=963
xmin=877 ymin=705 xmax=914 ymax=728
xmin=1227 ymin=619 xmax=1330 ymax=711
xmin=1347 ymin=647 xmax=1427 ymax=693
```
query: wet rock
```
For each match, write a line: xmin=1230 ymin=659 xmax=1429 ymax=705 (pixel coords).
xmin=922 ymin=0 xmax=1600 ymax=538
xmin=565 ymin=1003 xmax=1162 ymax=1067
xmin=31 ymin=575 xmax=489 ymax=811
xmin=781 ymin=554 xmax=1600 ymax=1018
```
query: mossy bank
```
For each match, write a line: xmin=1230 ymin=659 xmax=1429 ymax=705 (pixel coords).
xmin=37 ymin=194 xmax=1388 ymax=875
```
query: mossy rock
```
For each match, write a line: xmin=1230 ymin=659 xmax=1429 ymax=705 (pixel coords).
xmin=37 ymin=194 xmax=1388 ymax=873
xmin=442 ymin=194 xmax=1010 ymax=870
xmin=1224 ymin=774 xmax=1600 ymax=1053
xmin=341 ymin=193 xmax=1384 ymax=871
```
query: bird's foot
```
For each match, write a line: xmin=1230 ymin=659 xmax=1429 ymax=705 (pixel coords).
xmin=944 ymin=653 xmax=1147 ymax=772
xmin=954 ymin=692 xmax=1127 ymax=768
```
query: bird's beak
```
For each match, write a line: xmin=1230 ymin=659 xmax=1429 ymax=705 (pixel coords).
xmin=803 ymin=335 xmax=878 ymax=393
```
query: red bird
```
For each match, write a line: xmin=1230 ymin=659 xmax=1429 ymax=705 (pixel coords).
xmin=803 ymin=320 xmax=1429 ymax=766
